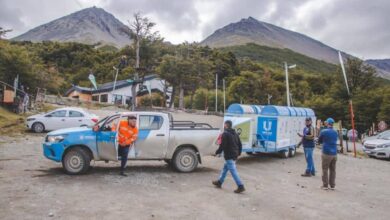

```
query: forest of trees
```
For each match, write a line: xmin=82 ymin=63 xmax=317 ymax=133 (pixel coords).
xmin=0 ymin=27 xmax=389 ymax=134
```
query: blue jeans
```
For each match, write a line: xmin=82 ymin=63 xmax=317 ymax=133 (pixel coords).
xmin=118 ymin=146 xmax=130 ymax=171
xmin=304 ymin=147 xmax=315 ymax=175
xmin=219 ymin=159 xmax=243 ymax=186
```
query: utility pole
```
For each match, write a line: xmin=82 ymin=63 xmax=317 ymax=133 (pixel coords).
xmin=267 ymin=94 xmax=272 ymax=105
xmin=223 ymin=79 xmax=226 ymax=113
xmin=215 ymin=74 xmax=218 ymax=112
xmin=338 ymin=51 xmax=357 ymax=158
xmin=284 ymin=62 xmax=296 ymax=107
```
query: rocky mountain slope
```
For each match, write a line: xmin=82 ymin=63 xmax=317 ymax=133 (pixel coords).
xmin=201 ymin=17 xmax=342 ymax=64
xmin=13 ymin=7 xmax=130 ymax=47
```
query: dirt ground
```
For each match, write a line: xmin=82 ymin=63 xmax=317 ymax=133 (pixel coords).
xmin=1 ymin=113 xmax=390 ymax=220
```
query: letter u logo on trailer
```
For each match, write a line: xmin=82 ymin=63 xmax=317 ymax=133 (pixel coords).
xmin=263 ymin=121 xmax=272 ymax=132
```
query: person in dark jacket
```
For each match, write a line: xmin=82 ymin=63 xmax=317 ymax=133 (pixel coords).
xmin=298 ymin=117 xmax=316 ymax=177
xmin=212 ymin=120 xmax=245 ymax=193
xmin=318 ymin=118 xmax=338 ymax=190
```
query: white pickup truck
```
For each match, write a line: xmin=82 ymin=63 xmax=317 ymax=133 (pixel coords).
xmin=42 ymin=112 xmax=221 ymax=174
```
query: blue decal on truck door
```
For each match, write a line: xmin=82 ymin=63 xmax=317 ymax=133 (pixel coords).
xmin=257 ymin=117 xmax=277 ymax=141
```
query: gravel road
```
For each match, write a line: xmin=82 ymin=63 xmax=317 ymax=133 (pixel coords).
xmin=0 ymin=110 xmax=389 ymax=219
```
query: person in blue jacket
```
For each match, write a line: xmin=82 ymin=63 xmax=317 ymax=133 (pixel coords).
xmin=298 ymin=117 xmax=316 ymax=177
xmin=318 ymin=118 xmax=338 ymax=190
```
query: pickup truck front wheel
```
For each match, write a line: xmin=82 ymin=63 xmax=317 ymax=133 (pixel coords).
xmin=172 ymin=147 xmax=198 ymax=173
xmin=62 ymin=147 xmax=91 ymax=175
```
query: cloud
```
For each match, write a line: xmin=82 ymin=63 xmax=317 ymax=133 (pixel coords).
xmin=0 ymin=0 xmax=388 ymax=59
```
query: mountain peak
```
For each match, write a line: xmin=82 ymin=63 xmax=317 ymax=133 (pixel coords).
xmin=241 ymin=16 xmax=259 ymax=23
xmin=201 ymin=17 xmax=340 ymax=63
xmin=13 ymin=7 xmax=130 ymax=47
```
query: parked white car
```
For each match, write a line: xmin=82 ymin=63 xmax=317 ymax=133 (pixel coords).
xmin=26 ymin=107 xmax=99 ymax=133
xmin=362 ymin=130 xmax=390 ymax=144
xmin=363 ymin=133 xmax=390 ymax=159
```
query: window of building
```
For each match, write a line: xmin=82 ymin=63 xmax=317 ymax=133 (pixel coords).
xmin=113 ymin=94 xmax=123 ymax=105
xmin=100 ymin=94 xmax=108 ymax=103
xmin=69 ymin=110 xmax=84 ymax=117
xmin=139 ymin=115 xmax=163 ymax=130
xmin=92 ymin=95 xmax=99 ymax=102
xmin=125 ymin=96 xmax=132 ymax=106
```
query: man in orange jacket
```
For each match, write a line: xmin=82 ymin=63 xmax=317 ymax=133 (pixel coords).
xmin=117 ymin=115 xmax=138 ymax=176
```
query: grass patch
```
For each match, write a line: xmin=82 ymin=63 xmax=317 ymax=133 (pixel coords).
xmin=0 ymin=107 xmax=27 ymax=136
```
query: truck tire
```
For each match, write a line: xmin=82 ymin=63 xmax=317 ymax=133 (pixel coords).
xmin=172 ymin=147 xmax=198 ymax=173
xmin=32 ymin=122 xmax=45 ymax=133
xmin=62 ymin=147 xmax=91 ymax=175
xmin=289 ymin=147 xmax=296 ymax=157
xmin=280 ymin=150 xmax=289 ymax=159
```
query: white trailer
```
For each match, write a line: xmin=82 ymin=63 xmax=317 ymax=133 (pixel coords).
xmin=224 ymin=104 xmax=316 ymax=158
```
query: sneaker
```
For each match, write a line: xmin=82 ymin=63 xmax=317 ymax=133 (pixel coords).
xmin=330 ymin=186 xmax=335 ymax=190
xmin=301 ymin=173 xmax=312 ymax=177
xmin=234 ymin=185 xmax=245 ymax=193
xmin=212 ymin=180 xmax=222 ymax=188
xmin=320 ymin=185 xmax=329 ymax=190
xmin=120 ymin=171 xmax=127 ymax=176
xmin=311 ymin=172 xmax=316 ymax=176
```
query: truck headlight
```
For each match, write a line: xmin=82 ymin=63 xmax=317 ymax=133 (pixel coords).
xmin=47 ymin=135 xmax=66 ymax=143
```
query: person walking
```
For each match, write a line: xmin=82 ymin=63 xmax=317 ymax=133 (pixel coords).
xmin=318 ymin=118 xmax=338 ymax=190
xmin=117 ymin=115 xmax=138 ymax=176
xmin=212 ymin=120 xmax=245 ymax=193
xmin=298 ymin=117 xmax=316 ymax=177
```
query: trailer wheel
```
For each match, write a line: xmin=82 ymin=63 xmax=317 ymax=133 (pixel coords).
xmin=172 ymin=147 xmax=198 ymax=172
xmin=62 ymin=147 xmax=91 ymax=175
xmin=289 ymin=147 xmax=296 ymax=157
xmin=280 ymin=150 xmax=289 ymax=159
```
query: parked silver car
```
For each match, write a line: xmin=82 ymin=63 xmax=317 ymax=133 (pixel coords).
xmin=26 ymin=107 xmax=99 ymax=133
xmin=363 ymin=133 xmax=390 ymax=159
xmin=362 ymin=130 xmax=390 ymax=144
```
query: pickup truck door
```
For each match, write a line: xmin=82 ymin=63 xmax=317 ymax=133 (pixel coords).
xmin=96 ymin=116 xmax=119 ymax=161
xmin=134 ymin=114 xmax=169 ymax=159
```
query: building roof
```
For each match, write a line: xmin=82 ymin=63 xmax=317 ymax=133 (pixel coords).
xmin=65 ymin=74 xmax=159 ymax=96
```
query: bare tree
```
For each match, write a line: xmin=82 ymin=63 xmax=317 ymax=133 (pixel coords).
xmin=123 ymin=12 xmax=158 ymax=110
xmin=0 ymin=27 xmax=12 ymax=39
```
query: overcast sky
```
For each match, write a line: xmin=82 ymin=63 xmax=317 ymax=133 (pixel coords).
xmin=1 ymin=0 xmax=389 ymax=59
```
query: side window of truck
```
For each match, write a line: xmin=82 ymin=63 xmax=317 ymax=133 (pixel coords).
xmin=139 ymin=115 xmax=163 ymax=130
xmin=102 ymin=116 xmax=120 ymax=132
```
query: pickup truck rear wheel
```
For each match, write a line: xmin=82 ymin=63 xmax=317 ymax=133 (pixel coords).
xmin=62 ymin=147 xmax=91 ymax=175
xmin=172 ymin=147 xmax=198 ymax=173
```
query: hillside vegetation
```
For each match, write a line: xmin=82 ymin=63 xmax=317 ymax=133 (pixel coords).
xmin=221 ymin=43 xmax=337 ymax=74
xmin=1 ymin=39 xmax=389 ymax=133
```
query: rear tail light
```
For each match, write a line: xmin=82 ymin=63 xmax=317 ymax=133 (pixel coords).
xmin=91 ymin=118 xmax=98 ymax=123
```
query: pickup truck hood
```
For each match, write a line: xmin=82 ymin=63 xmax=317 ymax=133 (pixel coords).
xmin=48 ymin=127 xmax=91 ymax=135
